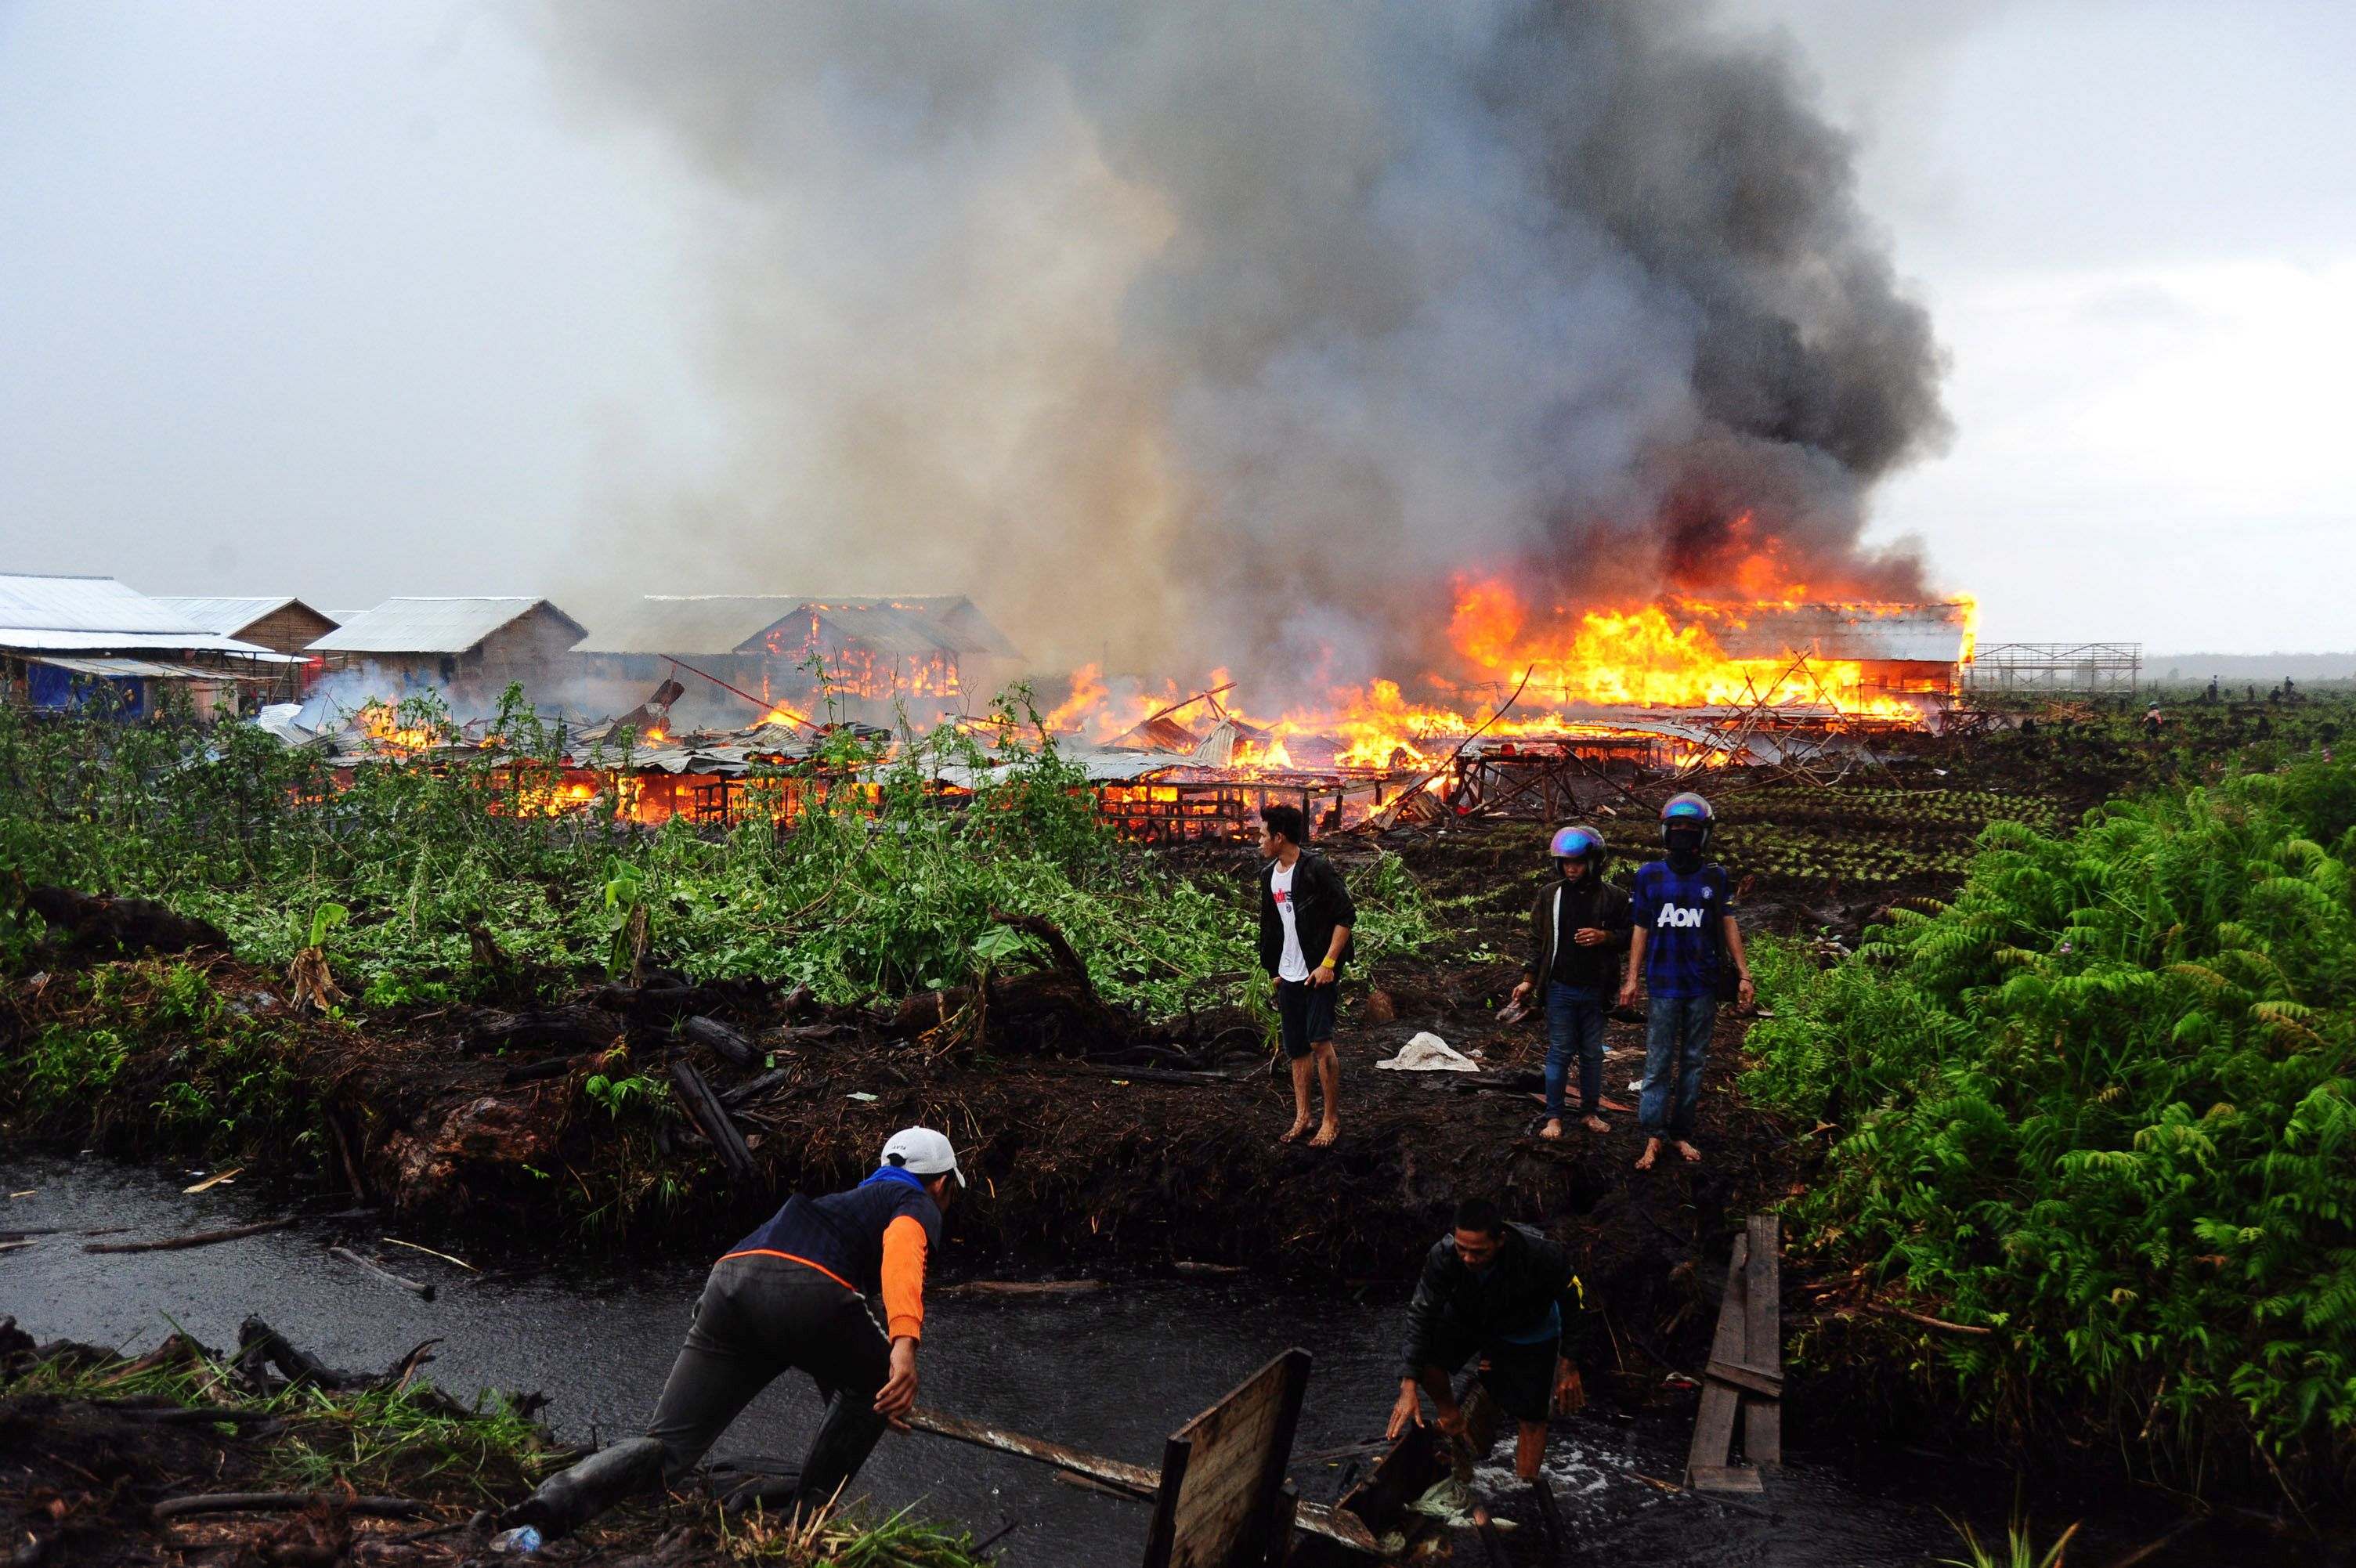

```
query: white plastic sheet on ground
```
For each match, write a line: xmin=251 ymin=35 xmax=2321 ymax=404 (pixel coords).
xmin=1374 ymin=1031 xmax=1480 ymax=1072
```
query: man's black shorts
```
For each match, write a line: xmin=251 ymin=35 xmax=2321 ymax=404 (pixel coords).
xmin=1274 ymin=977 xmax=1337 ymax=1060
xmin=1434 ymin=1327 xmax=1562 ymax=1425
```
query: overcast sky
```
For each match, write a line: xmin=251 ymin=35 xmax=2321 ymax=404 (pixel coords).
xmin=0 ymin=0 xmax=2348 ymax=653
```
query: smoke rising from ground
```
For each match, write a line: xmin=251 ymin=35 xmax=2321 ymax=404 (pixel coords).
xmin=535 ymin=0 xmax=1947 ymax=699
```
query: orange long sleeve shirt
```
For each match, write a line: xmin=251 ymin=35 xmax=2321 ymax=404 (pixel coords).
xmin=880 ymin=1213 xmax=929 ymax=1341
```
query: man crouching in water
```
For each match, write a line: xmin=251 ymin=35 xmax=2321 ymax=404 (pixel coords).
xmin=1385 ymin=1198 xmax=1586 ymax=1483
xmin=503 ymin=1127 xmax=962 ymax=1536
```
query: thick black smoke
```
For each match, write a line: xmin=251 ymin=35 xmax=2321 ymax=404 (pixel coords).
xmin=537 ymin=0 xmax=1947 ymax=695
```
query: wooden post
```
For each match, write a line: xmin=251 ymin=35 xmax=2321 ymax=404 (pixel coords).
xmin=1685 ymin=1231 xmax=1754 ymax=1491
xmin=1744 ymin=1214 xmax=1782 ymax=1467
xmin=1687 ymin=1216 xmax=1783 ymax=1491
xmin=1259 ymin=1484 xmax=1298 ymax=1567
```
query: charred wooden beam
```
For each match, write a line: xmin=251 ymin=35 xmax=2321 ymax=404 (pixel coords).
xmin=84 ymin=1219 xmax=291 ymax=1255
xmin=681 ymin=1014 xmax=761 ymax=1068
xmin=668 ymin=1060 xmax=757 ymax=1180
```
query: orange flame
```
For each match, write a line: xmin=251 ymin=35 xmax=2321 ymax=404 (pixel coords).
xmin=1043 ymin=571 xmax=1973 ymax=774
xmin=355 ymin=700 xmax=437 ymax=756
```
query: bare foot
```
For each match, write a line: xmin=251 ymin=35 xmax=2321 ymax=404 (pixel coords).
xmin=1675 ymin=1140 xmax=1702 ymax=1163
xmin=1539 ymin=1118 xmax=1564 ymax=1140
xmin=1583 ymin=1115 xmax=1610 ymax=1134
xmin=1279 ymin=1115 xmax=1314 ymax=1144
xmin=1634 ymin=1137 xmax=1661 ymax=1171
xmin=1310 ymin=1119 xmax=1339 ymax=1147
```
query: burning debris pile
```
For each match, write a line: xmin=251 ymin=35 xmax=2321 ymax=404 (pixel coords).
xmin=248 ymin=587 xmax=1976 ymax=842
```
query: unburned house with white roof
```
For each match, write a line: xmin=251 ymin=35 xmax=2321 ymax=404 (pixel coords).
xmin=308 ymin=598 xmax=589 ymax=712
xmin=0 ymin=573 xmax=299 ymax=718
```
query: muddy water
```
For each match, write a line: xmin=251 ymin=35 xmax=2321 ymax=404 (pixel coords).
xmin=0 ymin=1156 xmax=2298 ymax=1566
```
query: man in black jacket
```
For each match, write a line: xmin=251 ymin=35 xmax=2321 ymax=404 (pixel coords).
xmin=1508 ymin=824 xmax=1630 ymax=1140
xmin=1257 ymin=803 xmax=1355 ymax=1146
xmin=1386 ymin=1198 xmax=1585 ymax=1481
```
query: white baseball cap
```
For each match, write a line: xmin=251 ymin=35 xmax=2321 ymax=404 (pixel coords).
xmin=881 ymin=1126 xmax=965 ymax=1187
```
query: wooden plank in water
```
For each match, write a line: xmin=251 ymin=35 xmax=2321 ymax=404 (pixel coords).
xmin=909 ymin=1400 xmax=1379 ymax=1557
xmin=1685 ymin=1231 xmax=1749 ymax=1490
xmin=1693 ymin=1451 xmax=1765 ymax=1493
xmin=1744 ymin=1213 xmax=1783 ymax=1468
xmin=1143 ymin=1348 xmax=1314 ymax=1568
xmin=908 ymin=1407 xmax=1162 ymax=1495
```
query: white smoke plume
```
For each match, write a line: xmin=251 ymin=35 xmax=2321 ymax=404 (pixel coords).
xmin=534 ymin=0 xmax=1948 ymax=701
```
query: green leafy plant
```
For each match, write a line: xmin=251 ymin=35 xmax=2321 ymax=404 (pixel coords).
xmin=291 ymin=901 xmax=349 ymax=952
xmin=1747 ymin=757 xmax=2356 ymax=1498
xmin=583 ymin=1071 xmax=663 ymax=1121
xmin=600 ymin=866 xmax=648 ymax=981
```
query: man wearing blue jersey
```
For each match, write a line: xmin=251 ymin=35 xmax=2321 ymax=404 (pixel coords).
xmin=1620 ymin=793 xmax=1751 ymax=1170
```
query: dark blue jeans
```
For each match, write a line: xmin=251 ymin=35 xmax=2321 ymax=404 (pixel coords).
xmin=1543 ymin=981 xmax=1607 ymax=1119
xmin=1639 ymin=994 xmax=1717 ymax=1138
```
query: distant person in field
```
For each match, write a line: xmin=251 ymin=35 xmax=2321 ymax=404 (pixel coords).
xmin=1508 ymin=824 xmax=1629 ymax=1140
xmin=2144 ymin=703 xmax=2163 ymax=739
xmin=1386 ymin=1197 xmax=1587 ymax=1483
xmin=1620 ymin=792 xmax=1751 ymax=1171
xmin=1257 ymin=803 xmax=1356 ymax=1147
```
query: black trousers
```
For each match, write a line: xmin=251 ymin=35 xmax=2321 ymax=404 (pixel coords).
xmin=646 ymin=1255 xmax=894 ymax=1504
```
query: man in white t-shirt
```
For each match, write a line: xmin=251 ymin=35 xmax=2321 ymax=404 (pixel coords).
xmin=1256 ymin=804 xmax=1357 ymax=1146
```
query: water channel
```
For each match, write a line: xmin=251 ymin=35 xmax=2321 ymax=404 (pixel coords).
xmin=1 ymin=1155 xmax=2304 ymax=1566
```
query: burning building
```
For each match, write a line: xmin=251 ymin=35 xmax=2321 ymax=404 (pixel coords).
xmin=309 ymin=598 xmax=589 ymax=710
xmin=573 ymin=594 xmax=1021 ymax=729
xmin=0 ymin=573 xmax=302 ymax=719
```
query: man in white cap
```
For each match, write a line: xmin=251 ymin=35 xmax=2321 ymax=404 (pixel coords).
xmin=501 ymin=1126 xmax=963 ymax=1534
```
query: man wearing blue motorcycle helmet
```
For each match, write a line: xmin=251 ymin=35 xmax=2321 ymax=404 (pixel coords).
xmin=1621 ymin=792 xmax=1751 ymax=1169
xmin=1507 ymin=822 xmax=1629 ymax=1139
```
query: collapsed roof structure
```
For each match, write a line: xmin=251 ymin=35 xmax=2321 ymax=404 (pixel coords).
xmin=574 ymin=594 xmax=1022 ymax=728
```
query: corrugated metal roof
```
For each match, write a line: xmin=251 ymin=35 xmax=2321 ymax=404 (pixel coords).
xmin=26 ymin=655 xmax=215 ymax=679
xmin=0 ymin=574 xmax=286 ymax=657
xmin=151 ymin=595 xmax=337 ymax=638
xmin=0 ymin=629 xmax=294 ymax=657
xmin=1699 ymin=602 xmax=1972 ymax=664
xmin=572 ymin=597 xmax=808 ymax=656
xmin=0 ymin=573 xmax=207 ymax=635
xmin=309 ymin=598 xmax=586 ymax=655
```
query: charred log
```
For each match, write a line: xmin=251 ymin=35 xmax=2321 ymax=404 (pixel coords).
xmin=458 ymin=1006 xmax=623 ymax=1057
xmin=679 ymin=1015 xmax=759 ymax=1069
xmin=667 ymin=1060 xmax=757 ymax=1181
xmin=17 ymin=882 xmax=229 ymax=964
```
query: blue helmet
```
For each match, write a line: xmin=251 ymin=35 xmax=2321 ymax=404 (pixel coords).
xmin=1548 ymin=822 xmax=1607 ymax=869
xmin=1660 ymin=791 xmax=1715 ymax=850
